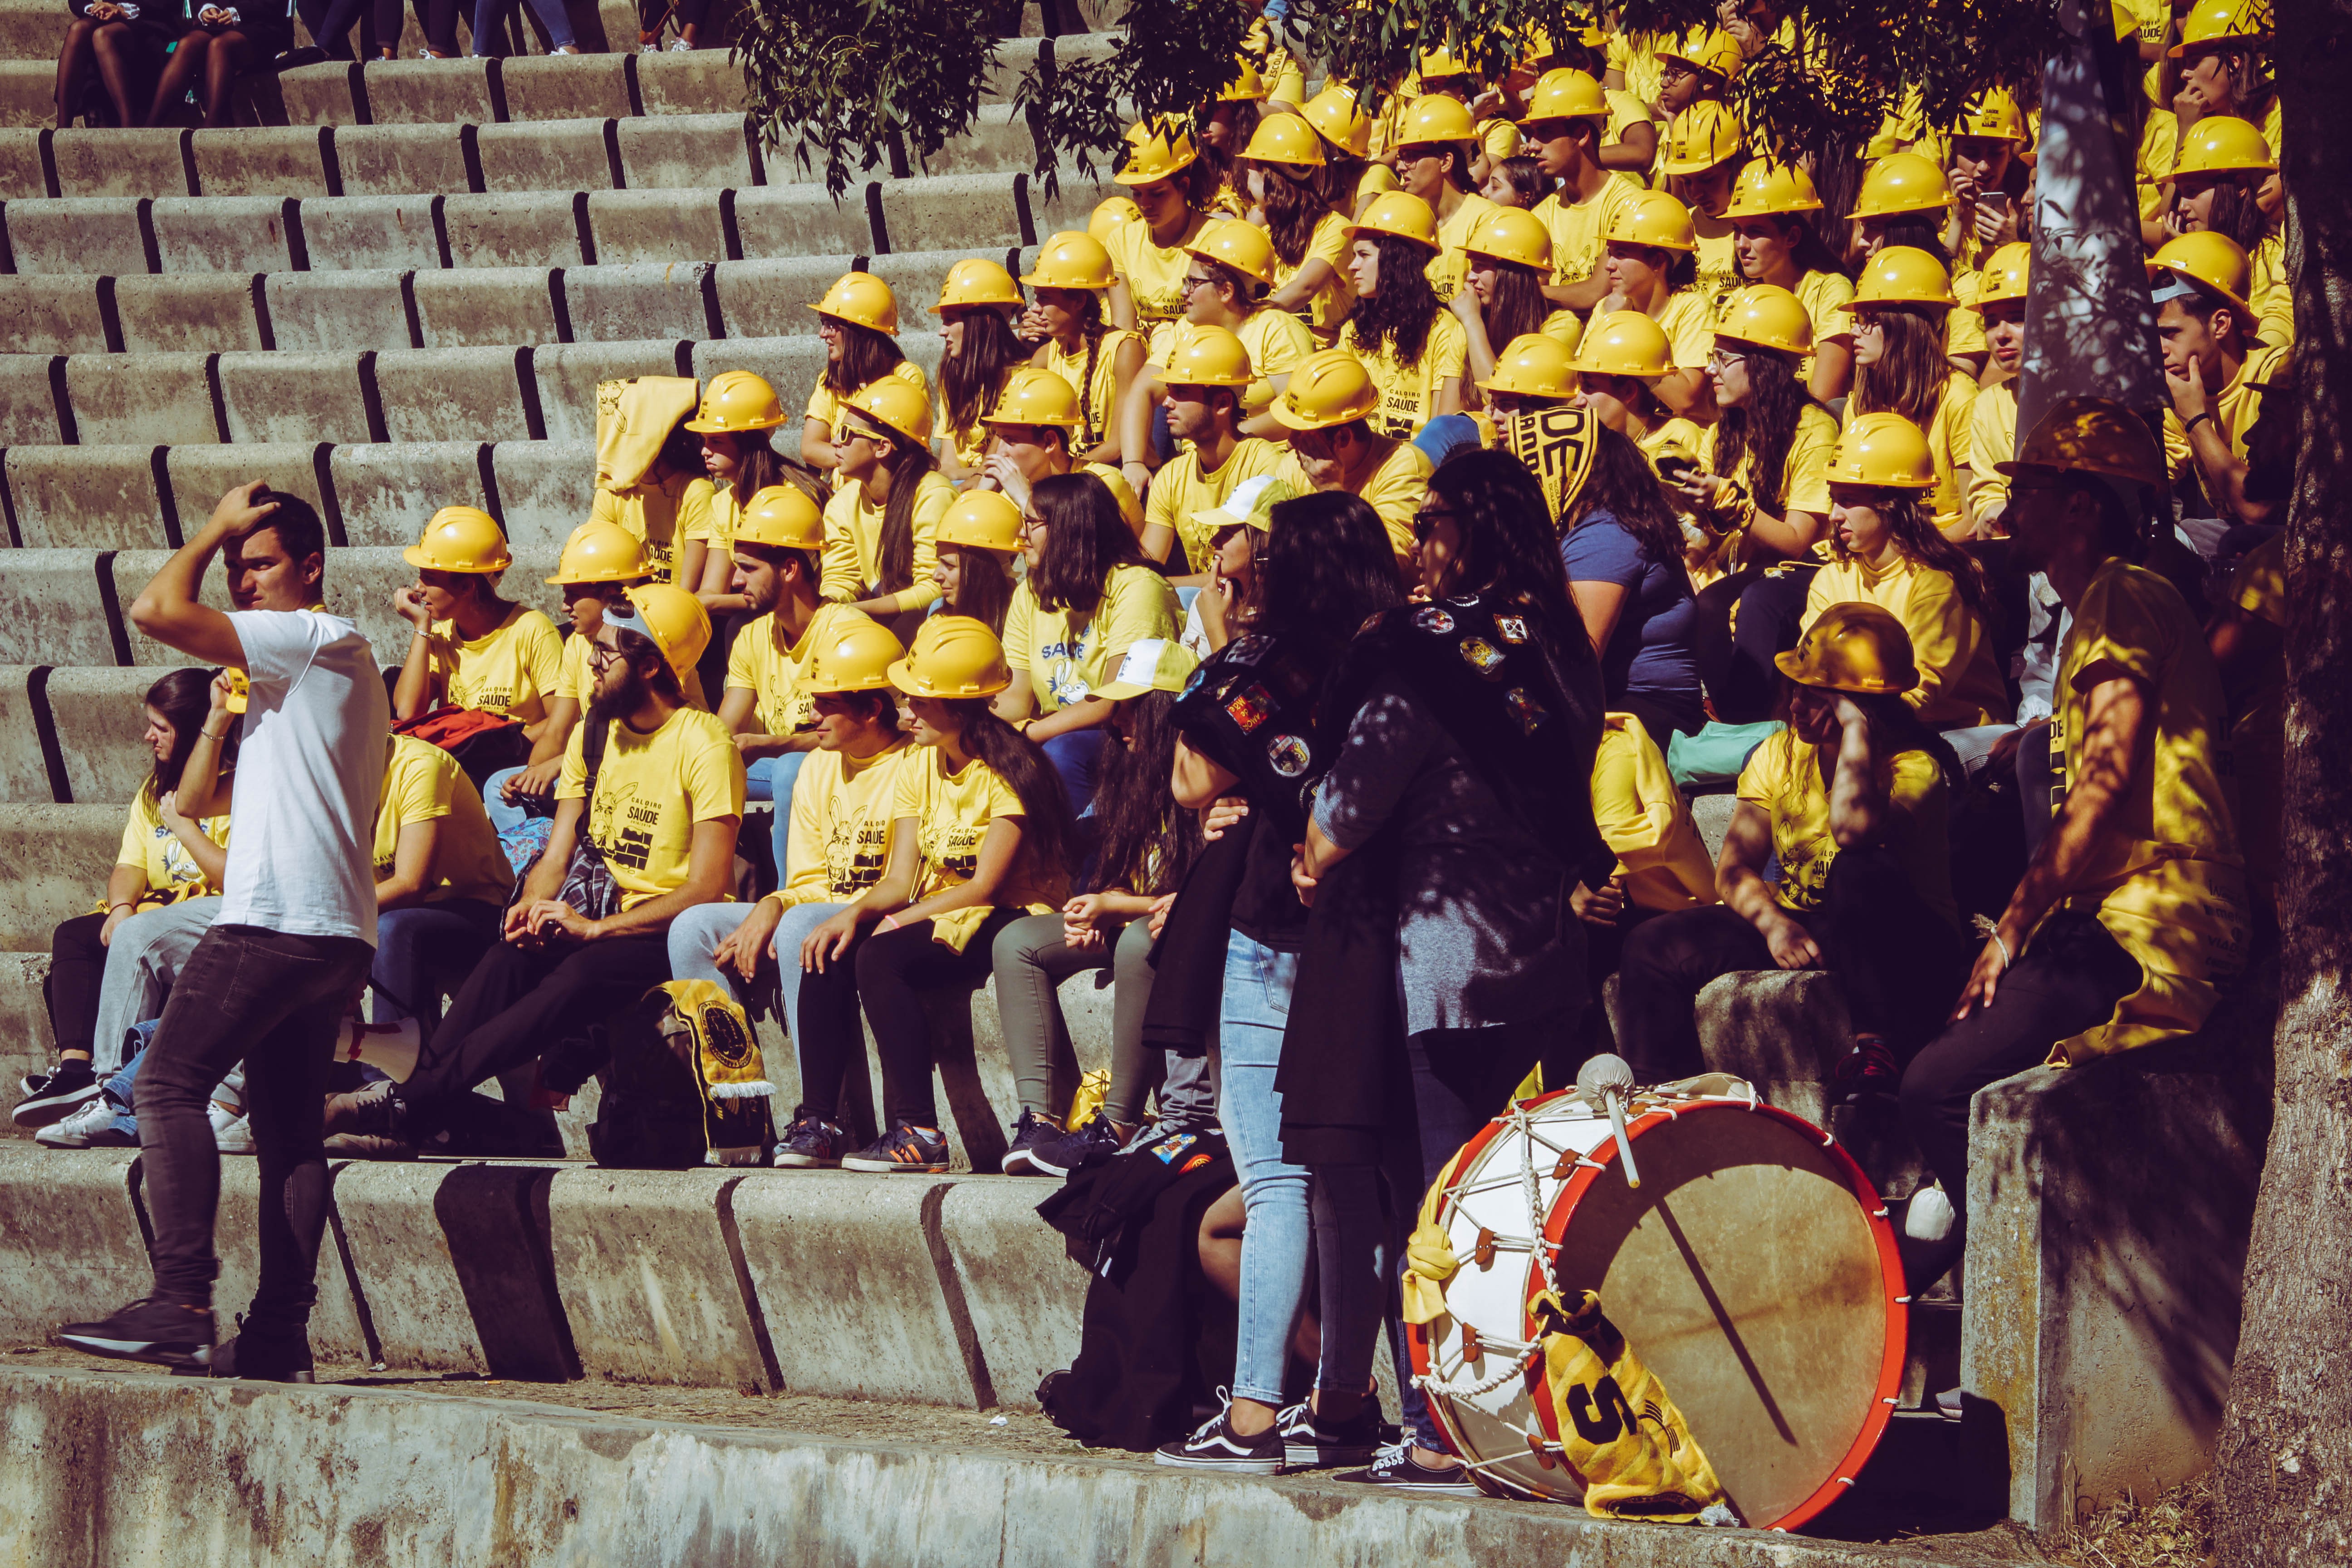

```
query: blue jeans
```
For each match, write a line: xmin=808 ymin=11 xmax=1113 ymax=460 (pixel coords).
xmin=1411 ymin=413 xmax=1481 ymax=470
xmin=666 ymin=898 xmax=848 ymax=1100
xmin=1216 ymin=929 xmax=1310 ymax=1408
xmin=371 ymin=901 xmax=503 ymax=1043
xmin=744 ymin=751 xmax=805 ymax=876
xmin=1041 ymin=727 xmax=1109 ymax=818
xmin=480 ymin=765 xmax=539 ymax=835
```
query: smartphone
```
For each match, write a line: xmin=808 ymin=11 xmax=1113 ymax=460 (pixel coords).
xmin=1978 ymin=191 xmax=2012 ymax=224
xmin=1655 ymin=455 xmax=1697 ymax=483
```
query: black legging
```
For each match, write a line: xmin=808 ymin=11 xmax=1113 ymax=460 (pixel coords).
xmin=294 ymin=0 xmax=405 ymax=56
xmin=47 ymin=911 xmax=111 ymax=1060
xmin=1695 ymin=564 xmax=1817 ymax=725
xmin=854 ymin=911 xmax=1022 ymax=1129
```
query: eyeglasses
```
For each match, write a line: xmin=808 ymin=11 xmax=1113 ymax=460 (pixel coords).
xmin=1707 ymin=348 xmax=1748 ymax=369
xmin=1179 ymin=274 xmax=1217 ymax=294
xmin=588 ymin=640 xmax=622 ymax=671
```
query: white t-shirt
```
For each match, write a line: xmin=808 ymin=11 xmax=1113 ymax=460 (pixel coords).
xmin=217 ymin=608 xmax=388 ymax=945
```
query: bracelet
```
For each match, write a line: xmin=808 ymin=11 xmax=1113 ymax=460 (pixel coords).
xmin=2182 ymin=410 xmax=2215 ymax=434
xmin=1990 ymin=931 xmax=2012 ymax=966
xmin=200 ymin=725 xmax=230 ymax=740
xmin=107 ymin=902 xmax=137 ymax=915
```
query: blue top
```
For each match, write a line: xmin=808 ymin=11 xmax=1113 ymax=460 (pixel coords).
xmin=1559 ymin=509 xmax=1702 ymax=716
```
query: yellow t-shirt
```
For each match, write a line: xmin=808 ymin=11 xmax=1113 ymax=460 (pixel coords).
xmin=937 ymin=364 xmax=1019 ymax=473
xmin=424 ymin=603 xmax=563 ymax=720
xmin=373 ymin=733 xmax=511 ymax=907
xmin=1652 ymin=287 xmax=1717 ymax=372
xmin=556 ymin=706 xmax=746 ymax=911
xmin=892 ymin=747 xmax=1069 ymax=952
xmin=1532 ymin=175 xmax=1643 ymax=287
xmin=1637 ymin=416 xmax=1705 ymax=471
xmin=1356 ymin=162 xmax=1398 ymax=209
xmin=1001 ymin=562 xmax=1181 ymax=714
xmin=1343 ymin=311 xmax=1468 ymax=440
xmin=1273 ymin=438 xmax=1434 ymax=561
xmin=2161 ymin=340 xmax=2288 ymax=507
xmin=819 ymin=469 xmax=955 ymax=614
xmin=2227 ymin=534 xmax=2285 ymax=916
xmin=1539 ymin=307 xmax=1586 ymax=355
xmin=2249 ymin=229 xmax=2291 ymax=348
xmin=690 ymin=483 xmax=743 ymax=554
xmin=1271 ymin=210 xmax=1358 ymax=336
xmin=726 ymin=601 xmax=874 ymax=739
xmin=1692 ymin=222 xmax=1740 ymax=316
xmin=1610 ymin=29 xmax=1665 ymax=104
xmin=804 ymin=358 xmax=929 ymax=445
xmin=1688 ymin=403 xmax=1836 ymax=579
xmin=1591 ymin=712 xmax=1716 ymax=912
xmin=2137 ymin=108 xmax=2178 ymax=223
xmin=1846 ymin=371 xmax=1976 ymax=532
xmin=1946 ymin=273 xmax=1988 ymax=360
xmin=590 ymin=469 xmax=713 ymax=586
xmin=1142 ymin=436 xmax=1289 ymax=572
xmin=2045 ymin=557 xmax=2249 ymax=1060
xmin=1478 ymin=118 xmax=1522 ymax=161
xmin=1966 ymin=379 xmax=2019 ymax=519
xmin=1736 ymin=725 xmax=1957 ymax=930
xmin=1804 ymin=549 xmax=2009 ymax=728
xmin=1102 ymin=207 xmax=1213 ymax=328
xmin=1604 ymin=88 xmax=1654 ymax=160
xmin=1425 ymin=190 xmax=1499 ymax=304
xmin=1035 ymin=328 xmax=1144 ymax=449
xmin=115 ymin=790 xmax=230 ymax=896
xmin=778 ymin=740 xmax=914 ymax=907
xmin=1793 ymin=268 xmax=1856 ymax=384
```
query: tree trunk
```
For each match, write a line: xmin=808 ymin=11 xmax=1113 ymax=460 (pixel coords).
xmin=2211 ymin=1 xmax=2352 ymax=1559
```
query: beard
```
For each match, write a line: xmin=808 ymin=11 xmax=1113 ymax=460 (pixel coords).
xmin=587 ymin=660 xmax=649 ymax=725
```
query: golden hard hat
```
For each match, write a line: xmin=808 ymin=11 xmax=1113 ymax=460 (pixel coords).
xmin=1242 ymin=112 xmax=1326 ymax=167
xmin=1775 ymin=602 xmax=1920 ymax=695
xmin=684 ymin=369 xmax=786 ymax=434
xmin=808 ymin=270 xmax=899 ymax=334
xmin=1712 ymin=285 xmax=1814 ymax=355
xmin=935 ymin=490 xmax=1024 ymax=552
xmin=887 ymin=613 xmax=1011 ymax=698
xmin=1476 ymin=333 xmax=1577 ymax=399
xmin=1947 ymin=87 xmax=2028 ymax=143
xmin=1020 ymin=230 xmax=1116 ymax=291
xmin=1269 ymin=347 xmax=1381 ymax=430
xmin=1460 ymin=205 xmax=1553 ymax=272
xmin=1974 ymin=241 xmax=2032 ymax=308
xmin=936 ymin=256 xmax=1023 ymax=310
xmin=1301 ymin=82 xmax=1374 ymax=157
xmin=1850 ymin=245 xmax=1957 ymax=309
xmin=2149 ymin=230 xmax=2255 ymax=318
xmin=1656 ymin=26 xmax=1743 ymax=82
xmin=1185 ymin=217 xmax=1279 ymax=285
xmin=1568 ymin=310 xmax=1673 ymax=377
xmin=1086 ymin=196 xmax=1140 ymax=244
xmin=1852 ymin=152 xmax=1954 ymax=219
xmin=1519 ymin=68 xmax=1609 ymax=124
xmin=1346 ymin=189 xmax=1441 ymax=250
xmin=1602 ymin=189 xmax=1698 ymax=253
xmin=1724 ymin=158 xmax=1822 ymax=217
xmin=2171 ymin=0 xmax=2268 ymax=56
xmin=614 ymin=582 xmax=710 ymax=678
xmin=1659 ymin=101 xmax=1743 ymax=176
xmin=1997 ymin=394 xmax=2166 ymax=488
xmin=1396 ymin=93 xmax=1478 ymax=149
xmin=1115 ymin=121 xmax=1200 ymax=186
xmin=981 ymin=365 xmax=1085 ymax=428
xmin=844 ymin=377 xmax=934 ymax=446
xmin=1417 ymin=44 xmax=1471 ymax=79
xmin=1219 ymin=58 xmax=1268 ymax=102
xmin=804 ymin=615 xmax=906 ymax=693
xmin=2173 ymin=114 xmax=2274 ymax=178
xmin=1159 ymin=323 xmax=1255 ymax=388
xmin=404 ymin=505 xmax=510 ymax=573
xmin=730 ymin=483 xmax=825 ymax=550
xmin=1825 ymin=411 xmax=1938 ymax=490
xmin=545 ymin=520 xmax=648 ymax=585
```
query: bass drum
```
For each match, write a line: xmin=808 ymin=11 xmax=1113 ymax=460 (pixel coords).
xmin=1406 ymin=1083 xmax=1905 ymax=1530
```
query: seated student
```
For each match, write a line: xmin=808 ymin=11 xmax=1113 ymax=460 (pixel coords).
xmin=1242 ymin=114 xmax=1357 ymax=338
xmin=1519 ymin=68 xmax=1646 ymax=316
xmin=1836 ymin=246 xmax=1979 ymax=535
xmin=795 ymin=617 xmax=1077 ymax=1175
xmin=932 ymin=491 xmax=1021 ymax=637
xmin=2152 ymin=232 xmax=2287 ymax=542
xmin=1337 ymin=192 xmax=1470 ymax=461
xmin=1847 ymin=152 xmax=1988 ymax=382
xmin=1450 ymin=205 xmax=1582 ymax=402
xmin=1660 ymin=102 xmax=1747 ymax=309
xmin=2166 ymin=116 xmax=2288 ymax=350
xmin=590 ymin=377 xmax=715 ymax=588
xmin=1097 ymin=123 xmax=1220 ymax=370
xmin=935 ymin=259 xmax=1031 ymax=486
xmin=1900 ymin=398 xmax=2250 ymax=1287
xmin=1266 ymin=347 xmax=1436 ymax=572
xmin=1480 ymin=152 xmax=1551 ymax=211
xmin=1963 ymin=244 xmax=2029 ymax=534
xmin=667 ymin=619 xmax=912 ymax=1169
xmin=1569 ymin=310 xmax=1705 ymax=470
xmin=1386 ymin=92 xmax=1499 ymax=305
xmin=819 ymin=378 xmax=955 ymax=645
xmin=1297 ymin=81 xmax=1392 ymax=220
xmin=1117 ymin=220 xmax=1315 ymax=452
xmin=1020 ymin=232 xmax=1147 ymax=467
xmin=1473 ymin=332 xmax=1579 ymax=420
xmin=146 ymin=0 xmax=291 ymax=131
xmin=391 ymin=507 xmax=564 ymax=780
xmin=1559 ymin=424 xmax=1707 ymax=740
xmin=1724 ymin=160 xmax=1856 ymax=403
xmin=54 ymin=0 xmax=169 ymax=128
xmin=14 ymin=669 xmax=233 ymax=1128
xmin=683 ymin=370 xmax=805 ymax=623
xmin=1134 ymin=326 xmax=1287 ymax=577
xmin=326 ymin=586 xmax=743 ymax=1154
xmin=1617 ymin=604 xmax=1970 ymax=1100
xmin=1571 ymin=710 xmax=1718 ymax=1028
xmin=975 ymin=366 xmax=1145 ymax=535
xmin=1939 ymin=90 xmax=2031 ymax=277
xmin=364 ymin=731 xmax=514 ymax=1063
xmin=802 ymin=272 xmax=930 ymax=474
xmin=1176 ymin=473 xmax=1287 ymax=659
xmin=1597 ymin=188 xmax=1715 ymax=415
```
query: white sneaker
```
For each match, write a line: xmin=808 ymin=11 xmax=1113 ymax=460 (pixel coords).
xmin=666 ymin=37 xmax=691 ymax=50
xmin=37 ymin=1098 xmax=131 ymax=1149
xmin=210 ymin=1104 xmax=255 ymax=1155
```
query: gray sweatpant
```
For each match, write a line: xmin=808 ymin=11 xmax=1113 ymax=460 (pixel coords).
xmin=988 ymin=912 xmax=1214 ymax=1131
xmin=90 ymin=897 xmax=220 ymax=1074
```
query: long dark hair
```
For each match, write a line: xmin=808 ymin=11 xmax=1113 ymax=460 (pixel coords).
xmin=1313 ymin=146 xmax=1373 ymax=215
xmin=1487 ymin=154 xmax=1549 ymax=208
xmin=2194 ymin=176 xmax=2270 ymax=255
xmin=1479 ymin=257 xmax=1553 ymax=352
xmin=1710 ymin=344 xmax=1813 ymax=512
xmin=1344 ymin=231 xmax=1442 ymax=368
xmin=1850 ymin=306 xmax=1951 ymax=430
xmin=1741 ymin=211 xmax=1846 ymax=280
xmin=1248 ymin=490 xmax=1405 ymax=673
xmin=145 ymin=666 xmax=235 ymax=802
xmin=1427 ymin=447 xmax=1577 ymax=628
xmin=943 ymin=307 xmax=1027 ymax=437
xmin=942 ymin=700 xmax=1079 ymax=888
xmin=1047 ymin=288 xmax=1114 ymax=449
xmin=1091 ymin=690 xmax=1201 ymax=896
xmin=1567 ymin=427 xmax=1694 ymax=587
xmin=1029 ymin=471 xmax=1150 ymax=614
xmin=942 ymin=544 xmax=1014 ymax=637
xmin=1857 ymin=216 xmax=1951 ymax=274
xmin=1254 ymin=159 xmax=1324 ymax=267
xmin=822 ymin=321 xmax=906 ymax=397
xmin=1201 ymin=98 xmax=1262 ymax=195
xmin=716 ymin=430 xmax=790 ymax=506
xmin=871 ymin=431 xmax=938 ymax=597
xmin=1831 ymin=490 xmax=1994 ymax=627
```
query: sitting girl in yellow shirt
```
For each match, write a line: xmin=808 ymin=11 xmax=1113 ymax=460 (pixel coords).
xmin=392 ymin=505 xmax=564 ymax=785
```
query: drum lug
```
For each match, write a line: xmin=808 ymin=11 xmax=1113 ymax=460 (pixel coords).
xmin=1524 ymin=1429 xmax=1557 ymax=1470
xmin=1551 ymin=1150 xmax=1574 ymax=1180
xmin=1461 ymin=1323 xmax=1485 ymax=1360
xmin=1474 ymin=1227 xmax=1498 ymax=1268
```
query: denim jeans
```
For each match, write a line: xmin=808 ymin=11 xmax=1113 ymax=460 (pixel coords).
xmin=667 ymin=898 xmax=848 ymax=1113
xmin=369 ymin=901 xmax=501 ymax=1042
xmin=480 ymin=765 xmax=540 ymax=835
xmin=1216 ymin=929 xmax=1310 ymax=1408
xmin=90 ymin=897 xmax=219 ymax=1074
xmin=1040 ymin=728 xmax=1109 ymax=818
xmin=742 ymin=752 xmax=802 ymax=874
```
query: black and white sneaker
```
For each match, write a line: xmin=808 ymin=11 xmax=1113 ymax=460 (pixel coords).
xmin=55 ymin=1297 xmax=215 ymax=1371
xmin=773 ymin=1110 xmax=848 ymax=1168
xmin=840 ymin=1123 xmax=950 ymax=1173
xmin=997 ymin=1109 xmax=1064 ymax=1175
xmin=1336 ymin=1440 xmax=1479 ymax=1495
xmin=1153 ymin=1391 xmax=1285 ymax=1474
xmin=13 ymin=1058 xmax=101 ymax=1127
xmin=1277 ymin=1397 xmax=1385 ymax=1468
xmin=1029 ymin=1115 xmax=1125 ymax=1178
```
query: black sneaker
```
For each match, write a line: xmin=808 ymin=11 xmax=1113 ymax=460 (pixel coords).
xmin=1153 ymin=1392 xmax=1285 ymax=1474
xmin=773 ymin=1110 xmax=848 ymax=1169
xmin=55 ymin=1297 xmax=215 ymax=1371
xmin=1834 ymin=1036 xmax=1901 ymax=1105
xmin=323 ymin=1078 xmax=404 ymax=1138
xmin=12 ymin=1058 xmax=101 ymax=1128
xmin=1278 ymin=1397 xmax=1385 ymax=1468
xmin=1336 ymin=1440 xmax=1478 ymax=1495
xmin=997 ymin=1109 xmax=1065 ymax=1175
xmin=209 ymin=1323 xmax=315 ymax=1383
xmin=840 ymin=1123 xmax=950 ymax=1174
xmin=1029 ymin=1115 xmax=1124 ymax=1179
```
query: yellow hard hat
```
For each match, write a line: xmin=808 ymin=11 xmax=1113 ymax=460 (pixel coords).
xmin=1996 ymin=393 xmax=2166 ymax=488
xmin=2150 ymin=230 xmax=2255 ymax=318
xmin=1724 ymin=158 xmax=1823 ymax=217
xmin=935 ymin=490 xmax=1024 ymax=552
xmin=1521 ymin=21 xmax=1605 ymax=63
xmin=1185 ymin=217 xmax=1278 ymax=285
xmin=1460 ymin=205 xmax=1553 ymax=272
xmin=545 ymin=520 xmax=648 ymax=585
xmin=1974 ymin=242 xmax=2032 ymax=308
xmin=1115 ymin=121 xmax=1200 ymax=186
xmin=936 ymin=257 xmax=1023 ymax=310
xmin=684 ymin=369 xmax=786 ymax=435
xmin=1712 ymin=285 xmax=1813 ymax=355
xmin=1825 ymin=411 xmax=1938 ymax=490
xmin=614 ymin=582 xmax=710 ymax=679
xmin=1417 ymin=44 xmax=1471 ymax=80
xmin=1160 ymin=324 xmax=1255 ymax=388
xmin=808 ymin=270 xmax=899 ymax=334
xmin=1602 ymin=189 xmax=1698 ymax=252
xmin=1850 ymin=245 xmax=1957 ymax=309
xmin=1219 ymin=58 xmax=1268 ymax=102
xmin=1476 ymin=333 xmax=1577 ymax=399
xmin=2173 ymin=115 xmax=2274 ymax=178
xmin=804 ymin=615 xmax=906 ymax=694
xmin=1947 ymin=87 xmax=2028 ymax=143
xmin=888 ymin=613 xmax=1011 ymax=698
xmin=980 ymin=365 xmax=1085 ymax=428
xmin=1396 ymin=93 xmax=1478 ymax=148
xmin=1852 ymin=152 xmax=1954 ymax=219
xmin=1657 ymin=26 xmax=1743 ymax=82
xmin=1242 ymin=113 xmax=1326 ymax=167
xmin=1659 ymin=101 xmax=1743 ymax=176
xmin=1519 ymin=68 xmax=1609 ymax=124
xmin=404 ymin=505 xmax=510 ymax=573
xmin=845 ymin=377 xmax=934 ymax=446
xmin=2171 ymin=0 xmax=2269 ymax=56
xmin=730 ymin=483 xmax=825 ymax=550
xmin=1568 ymin=310 xmax=1673 ymax=377
xmin=2112 ymin=0 xmax=2140 ymax=41
xmin=1346 ymin=190 xmax=1441 ymax=250
xmin=1301 ymin=82 xmax=1374 ymax=157
xmin=1087 ymin=196 xmax=1140 ymax=244
xmin=1269 ymin=347 xmax=1381 ymax=430
xmin=1020 ymin=230 xmax=1116 ymax=291
xmin=1774 ymin=602 xmax=1920 ymax=695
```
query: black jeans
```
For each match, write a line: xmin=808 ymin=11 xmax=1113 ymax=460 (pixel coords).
xmin=1614 ymin=843 xmax=1970 ymax=1082
xmin=1695 ymin=564 xmax=1816 ymax=725
xmin=47 ymin=910 xmax=111 ymax=1059
xmin=855 ymin=911 xmax=1022 ymax=1129
xmin=138 ymin=924 xmax=375 ymax=1326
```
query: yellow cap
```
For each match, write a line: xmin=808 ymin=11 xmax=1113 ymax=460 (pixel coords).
xmin=1417 ymin=44 xmax=1471 ymax=80
xmin=2173 ymin=114 xmax=2275 ymax=177
xmin=1602 ymin=188 xmax=1698 ymax=252
xmin=1825 ymin=411 xmax=1938 ymax=489
xmin=981 ymin=365 xmax=1086 ymax=428
xmin=1269 ymin=347 xmax=1381 ymax=430
xmin=888 ymin=613 xmax=1011 ymax=698
xmin=545 ymin=520 xmax=648 ymax=585
xmin=1242 ymin=113 xmax=1325 ymax=167
xmin=1086 ymin=196 xmax=1140 ymax=244
xmin=1519 ymin=67 xmax=1609 ymax=124
xmin=1568 ymin=310 xmax=1673 ymax=377
xmin=845 ymin=377 xmax=933 ymax=446
xmin=1774 ymin=602 xmax=1920 ymax=694
xmin=1657 ymin=26 xmax=1743 ymax=82
xmin=1219 ymin=58 xmax=1268 ymax=102
xmin=684 ymin=369 xmax=786 ymax=435
xmin=730 ymin=483 xmax=824 ymax=550
xmin=1021 ymin=230 xmax=1116 ymax=291
xmin=404 ymin=506 xmax=510 ymax=573
xmin=1850 ymin=245 xmax=1957 ymax=308
xmin=1974 ymin=242 xmax=2032 ymax=308
xmin=808 ymin=270 xmax=899 ymax=334
xmin=1997 ymin=394 xmax=2167 ymax=488
xmin=936 ymin=257 xmax=1023 ymax=310
xmin=1476 ymin=333 xmax=1577 ymax=399
xmin=614 ymin=582 xmax=711 ymax=679
xmin=805 ymin=616 xmax=906 ymax=693
xmin=1460 ymin=205 xmax=1552 ymax=271
xmin=1093 ymin=636 xmax=1201 ymax=700
xmin=1724 ymin=158 xmax=1823 ymax=217
xmin=2171 ymin=0 xmax=2269 ymax=55
xmin=1947 ymin=87 xmax=2028 ymax=143
xmin=1712 ymin=285 xmax=1814 ymax=355
xmin=1396 ymin=93 xmax=1478 ymax=148
xmin=1301 ymin=82 xmax=1374 ymax=157
xmin=935 ymin=490 xmax=1024 ymax=552
xmin=1159 ymin=324 xmax=1255 ymax=388
xmin=1346 ymin=190 xmax=1441 ymax=250
xmin=1852 ymin=152 xmax=1954 ymax=219
xmin=1185 ymin=217 xmax=1278 ymax=285
xmin=2150 ymin=230 xmax=2255 ymax=318
xmin=1115 ymin=121 xmax=1200 ymax=186
xmin=1659 ymin=101 xmax=1743 ymax=176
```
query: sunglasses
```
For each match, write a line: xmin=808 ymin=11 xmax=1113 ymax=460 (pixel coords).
xmin=1412 ymin=504 xmax=1456 ymax=544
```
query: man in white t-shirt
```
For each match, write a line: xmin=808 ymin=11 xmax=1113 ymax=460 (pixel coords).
xmin=57 ymin=482 xmax=385 ymax=1382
